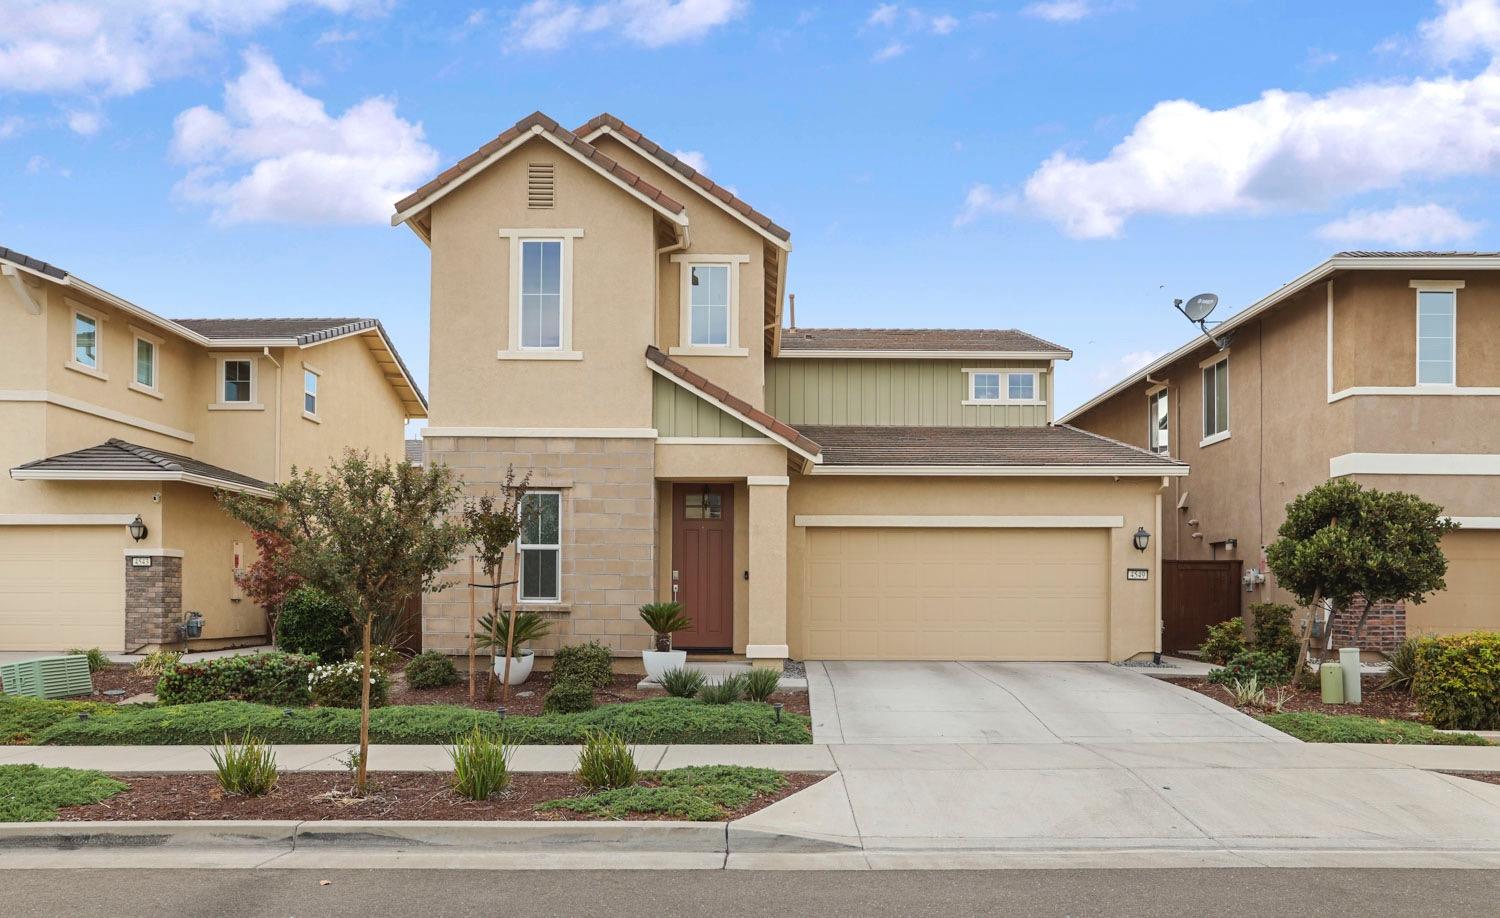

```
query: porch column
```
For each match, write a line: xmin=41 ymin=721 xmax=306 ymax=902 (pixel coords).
xmin=745 ymin=476 xmax=789 ymax=666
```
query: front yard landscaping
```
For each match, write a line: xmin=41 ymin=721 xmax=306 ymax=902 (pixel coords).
xmin=1180 ymin=674 xmax=1426 ymax=722
xmin=1258 ymin=712 xmax=1492 ymax=746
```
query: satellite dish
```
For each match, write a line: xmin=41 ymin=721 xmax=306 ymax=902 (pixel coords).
xmin=1179 ymin=293 xmax=1218 ymax=323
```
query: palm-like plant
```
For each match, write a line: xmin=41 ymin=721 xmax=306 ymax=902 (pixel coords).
xmin=476 ymin=611 xmax=550 ymax=657
xmin=639 ymin=602 xmax=692 ymax=652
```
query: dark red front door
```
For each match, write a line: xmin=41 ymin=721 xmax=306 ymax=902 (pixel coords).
xmin=672 ymin=483 xmax=734 ymax=651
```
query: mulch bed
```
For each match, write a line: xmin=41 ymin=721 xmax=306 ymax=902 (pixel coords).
xmin=1179 ymin=674 xmax=1424 ymax=721
xmin=54 ymin=771 xmax=827 ymax=822
xmin=89 ymin=665 xmax=159 ymax=702
xmin=1441 ymin=772 xmax=1500 ymax=787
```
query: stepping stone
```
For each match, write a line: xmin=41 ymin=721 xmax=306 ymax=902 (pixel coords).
xmin=121 ymin=693 xmax=157 ymax=705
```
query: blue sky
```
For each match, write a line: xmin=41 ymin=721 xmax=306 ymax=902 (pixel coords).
xmin=5 ymin=0 xmax=1500 ymax=421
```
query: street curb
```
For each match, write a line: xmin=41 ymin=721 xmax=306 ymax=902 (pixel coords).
xmin=0 ymin=820 xmax=299 ymax=850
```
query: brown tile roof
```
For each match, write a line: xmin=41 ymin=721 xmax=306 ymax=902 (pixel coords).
xmin=796 ymin=424 xmax=1185 ymax=469
xmin=0 ymin=244 xmax=68 ymax=280
xmin=779 ymin=328 xmax=1071 ymax=355
xmin=575 ymin=114 xmax=791 ymax=242
xmin=173 ymin=317 xmax=373 ymax=343
xmin=644 ymin=346 xmax=821 ymax=456
xmin=393 ymin=111 xmax=687 ymax=218
xmin=405 ymin=438 xmax=424 ymax=465
xmin=12 ymin=439 xmax=272 ymax=492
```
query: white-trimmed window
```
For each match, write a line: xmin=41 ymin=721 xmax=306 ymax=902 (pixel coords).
xmin=1147 ymin=388 xmax=1169 ymax=455
xmin=66 ymin=306 xmax=107 ymax=379
xmin=670 ymin=254 xmax=749 ymax=356
xmin=211 ymin=356 xmax=260 ymax=409
xmin=1416 ymin=287 xmax=1457 ymax=386
xmin=129 ymin=327 xmax=162 ymax=397
xmin=520 ymin=491 xmax=561 ymax=602
xmin=1201 ymin=354 xmax=1229 ymax=444
xmin=498 ymin=228 xmax=582 ymax=360
xmin=302 ymin=366 xmax=320 ymax=419
xmin=971 ymin=371 xmax=1001 ymax=401
xmin=1007 ymin=372 xmax=1036 ymax=401
xmin=964 ymin=369 xmax=1043 ymax=405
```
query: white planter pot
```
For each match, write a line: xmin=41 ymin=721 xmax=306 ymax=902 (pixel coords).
xmin=642 ymin=649 xmax=687 ymax=682
xmin=491 ymin=649 xmax=535 ymax=685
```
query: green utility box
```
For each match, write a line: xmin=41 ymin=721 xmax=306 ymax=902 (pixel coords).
xmin=1320 ymin=662 xmax=1346 ymax=704
xmin=0 ymin=655 xmax=94 ymax=699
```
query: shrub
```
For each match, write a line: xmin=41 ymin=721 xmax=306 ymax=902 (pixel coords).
xmin=368 ymin=644 xmax=404 ymax=672
xmin=1260 ymin=711 xmax=1492 ymax=746
xmin=66 ymin=648 xmax=111 ymax=674
xmin=1249 ymin=603 xmax=1300 ymax=663
xmin=538 ymin=765 xmax=787 ymax=821
xmin=132 ymin=650 xmax=182 ymax=679
xmin=698 ymin=674 xmax=746 ymax=705
xmin=658 ymin=667 xmax=706 ymax=699
xmin=448 ymin=726 xmax=512 ymax=800
xmin=743 ymin=667 xmax=780 ymax=703
xmin=157 ymin=652 xmax=317 ymax=706
xmin=576 ymin=730 xmax=638 ymax=790
xmin=552 ymin=641 xmax=612 ymax=690
xmin=1208 ymin=650 xmax=1292 ymax=687
xmin=308 ymin=660 xmax=391 ymax=709
xmin=0 ymin=695 xmax=122 ymax=745
xmin=639 ymin=602 xmax=692 ymax=652
xmin=1381 ymin=637 xmax=1428 ymax=693
xmin=0 ymin=764 xmax=127 ymax=822
xmin=1413 ymin=632 xmax=1500 ymax=730
xmin=209 ymin=733 xmax=279 ymax=796
xmin=1226 ymin=676 xmax=1266 ymax=708
xmin=275 ymin=587 xmax=350 ymax=661
xmin=404 ymin=651 xmax=459 ymax=689
xmin=476 ymin=611 xmax=551 ymax=656
xmin=543 ymin=677 xmax=595 ymax=714
xmin=1198 ymin=619 xmax=1246 ymax=665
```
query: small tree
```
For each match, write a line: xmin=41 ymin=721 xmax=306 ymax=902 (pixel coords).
xmin=462 ymin=468 xmax=532 ymax=703
xmin=1266 ymin=479 xmax=1456 ymax=675
xmin=220 ymin=450 xmax=467 ymax=794
xmin=235 ymin=529 xmax=302 ymax=642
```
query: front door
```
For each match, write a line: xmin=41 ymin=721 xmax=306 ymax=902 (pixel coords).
xmin=672 ymin=483 xmax=734 ymax=651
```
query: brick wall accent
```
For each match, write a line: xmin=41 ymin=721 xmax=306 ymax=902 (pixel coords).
xmin=422 ymin=436 xmax=657 ymax=657
xmin=1330 ymin=597 xmax=1406 ymax=654
xmin=124 ymin=555 xmax=183 ymax=649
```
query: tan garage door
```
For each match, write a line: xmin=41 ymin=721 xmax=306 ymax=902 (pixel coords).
xmin=0 ymin=526 xmax=126 ymax=652
xmin=1408 ymin=530 xmax=1500 ymax=637
xmin=801 ymin=527 xmax=1110 ymax=661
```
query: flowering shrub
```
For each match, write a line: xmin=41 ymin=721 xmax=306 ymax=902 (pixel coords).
xmin=157 ymin=652 xmax=316 ymax=706
xmin=308 ymin=660 xmax=391 ymax=709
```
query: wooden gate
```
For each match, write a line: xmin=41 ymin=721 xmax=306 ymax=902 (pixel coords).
xmin=1162 ymin=560 xmax=1243 ymax=653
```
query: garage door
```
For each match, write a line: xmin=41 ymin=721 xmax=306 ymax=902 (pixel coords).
xmin=1407 ymin=530 xmax=1500 ymax=637
xmin=0 ymin=526 xmax=126 ymax=652
xmin=801 ymin=527 xmax=1110 ymax=661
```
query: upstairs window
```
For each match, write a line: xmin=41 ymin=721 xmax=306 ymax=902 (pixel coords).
xmin=1148 ymin=388 xmax=1169 ymax=455
xmin=971 ymin=372 xmax=1001 ymax=401
xmin=1202 ymin=355 xmax=1229 ymax=443
xmin=1007 ymin=372 xmax=1036 ymax=401
xmin=520 ymin=491 xmax=562 ymax=602
xmin=1416 ymin=289 xmax=1456 ymax=386
xmin=223 ymin=359 xmax=253 ymax=403
xmin=520 ymin=239 xmax=562 ymax=349
xmin=303 ymin=367 xmax=319 ymax=417
xmin=689 ymin=264 xmax=731 ymax=346
xmin=73 ymin=312 xmax=98 ymax=368
xmin=965 ymin=369 xmax=1041 ymax=404
xmin=134 ymin=338 xmax=156 ymax=389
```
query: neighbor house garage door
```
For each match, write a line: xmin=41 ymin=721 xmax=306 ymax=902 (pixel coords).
xmin=801 ymin=527 xmax=1110 ymax=661
xmin=1407 ymin=530 xmax=1500 ymax=637
xmin=0 ymin=526 xmax=126 ymax=652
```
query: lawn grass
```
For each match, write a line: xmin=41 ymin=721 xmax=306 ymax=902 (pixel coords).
xmin=0 ymin=764 xmax=127 ymax=822
xmin=1260 ymin=711 xmax=1493 ymax=746
xmin=537 ymin=765 xmax=788 ymax=821
xmin=2 ymin=695 xmax=810 ymax=746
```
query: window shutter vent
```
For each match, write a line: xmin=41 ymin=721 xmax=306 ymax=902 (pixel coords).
xmin=527 ymin=163 xmax=555 ymax=208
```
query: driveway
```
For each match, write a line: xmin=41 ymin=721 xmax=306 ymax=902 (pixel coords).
xmin=808 ymin=661 xmax=1286 ymax=744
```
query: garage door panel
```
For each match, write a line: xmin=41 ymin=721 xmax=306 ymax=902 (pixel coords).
xmin=801 ymin=527 xmax=1110 ymax=662
xmin=0 ymin=527 xmax=126 ymax=652
xmin=1409 ymin=531 xmax=1500 ymax=636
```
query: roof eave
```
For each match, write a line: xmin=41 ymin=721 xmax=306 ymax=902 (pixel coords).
xmin=778 ymin=348 xmax=1074 ymax=361
xmin=808 ymin=464 xmax=1190 ymax=477
xmin=9 ymin=468 xmax=274 ymax=497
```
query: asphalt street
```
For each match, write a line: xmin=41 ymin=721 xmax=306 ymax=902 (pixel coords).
xmin=1 ymin=868 xmax=1494 ymax=917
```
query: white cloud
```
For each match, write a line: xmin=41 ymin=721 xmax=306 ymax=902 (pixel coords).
xmin=672 ymin=149 xmax=709 ymax=173
xmin=24 ymin=154 xmax=46 ymax=174
xmin=1094 ymin=350 xmax=1164 ymax=383
xmin=0 ymin=1 xmax=386 ymax=97
xmin=1022 ymin=0 xmax=1093 ymax=23
xmin=1317 ymin=203 xmax=1482 ymax=248
xmin=929 ymin=13 xmax=958 ymax=34
xmin=872 ymin=40 xmax=906 ymax=62
xmin=953 ymin=183 xmax=1014 ymax=227
xmin=0 ymin=116 xmax=25 ymax=140
xmin=65 ymin=109 xmax=102 ymax=136
xmin=864 ymin=4 xmax=961 ymax=35
xmin=169 ymin=49 xmax=438 ymax=225
xmin=866 ymin=3 xmax=899 ymax=27
xmin=509 ymin=0 xmax=746 ymax=51
xmin=316 ymin=28 xmax=361 ymax=44
xmin=1421 ymin=0 xmax=1500 ymax=62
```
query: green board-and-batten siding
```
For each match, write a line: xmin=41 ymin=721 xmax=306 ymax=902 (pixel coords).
xmin=765 ymin=358 xmax=1051 ymax=427
xmin=653 ymin=375 xmax=763 ymax=438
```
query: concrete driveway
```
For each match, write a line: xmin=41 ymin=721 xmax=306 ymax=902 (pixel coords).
xmin=808 ymin=661 xmax=1286 ymax=744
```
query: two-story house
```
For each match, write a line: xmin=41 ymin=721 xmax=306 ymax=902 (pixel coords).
xmin=1065 ymin=252 xmax=1500 ymax=655
xmin=400 ymin=112 xmax=1182 ymax=667
xmin=1 ymin=245 xmax=425 ymax=652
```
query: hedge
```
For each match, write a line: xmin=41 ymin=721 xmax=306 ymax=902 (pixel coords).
xmin=156 ymin=652 xmax=317 ymax=706
xmin=1413 ymin=631 xmax=1500 ymax=730
xmin=9 ymin=696 xmax=811 ymax=746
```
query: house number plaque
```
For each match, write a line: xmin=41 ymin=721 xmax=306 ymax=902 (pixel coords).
xmin=1125 ymin=568 xmax=1149 ymax=581
xmin=130 ymin=556 xmax=153 ymax=568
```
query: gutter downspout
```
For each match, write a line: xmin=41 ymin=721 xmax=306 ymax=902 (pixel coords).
xmin=263 ymin=347 xmax=282 ymax=482
xmin=1155 ymin=475 xmax=1168 ymax=661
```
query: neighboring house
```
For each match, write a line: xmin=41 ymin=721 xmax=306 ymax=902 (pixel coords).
xmin=0 ymin=245 xmax=426 ymax=652
xmin=398 ymin=111 xmax=1182 ymax=666
xmin=1065 ymin=252 xmax=1500 ymax=654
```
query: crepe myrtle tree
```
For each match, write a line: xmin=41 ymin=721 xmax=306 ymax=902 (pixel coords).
xmin=1266 ymin=479 xmax=1456 ymax=676
xmin=220 ymin=449 xmax=468 ymax=794
xmin=462 ymin=467 xmax=533 ymax=703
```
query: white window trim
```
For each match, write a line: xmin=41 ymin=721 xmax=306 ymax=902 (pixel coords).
xmin=1413 ymin=284 xmax=1458 ymax=388
xmin=210 ymin=355 xmax=263 ymax=410
xmin=301 ymin=362 xmax=321 ymax=423
xmin=128 ymin=325 xmax=163 ymax=399
xmin=669 ymin=254 xmax=750 ymax=357
xmin=961 ymin=368 xmax=1044 ymax=406
xmin=66 ymin=305 xmax=108 ymax=381
xmin=519 ymin=490 xmax=562 ymax=603
xmin=1147 ymin=387 xmax=1169 ymax=457
xmin=498 ymin=228 xmax=582 ymax=360
xmin=1200 ymin=351 xmax=1230 ymax=446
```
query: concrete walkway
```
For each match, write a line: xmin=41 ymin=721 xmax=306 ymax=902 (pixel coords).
xmin=809 ymin=661 xmax=1285 ymax=744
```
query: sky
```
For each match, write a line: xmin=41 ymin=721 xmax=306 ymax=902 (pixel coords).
xmin=5 ymin=0 xmax=1500 ymax=423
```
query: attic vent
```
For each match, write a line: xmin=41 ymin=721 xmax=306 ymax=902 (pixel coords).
xmin=527 ymin=162 xmax=555 ymax=208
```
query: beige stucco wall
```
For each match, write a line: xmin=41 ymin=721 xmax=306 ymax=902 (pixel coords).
xmin=767 ymin=358 xmax=1053 ymax=427
xmin=161 ymin=482 xmax=264 ymax=643
xmin=279 ymin=334 xmax=410 ymax=474
xmin=784 ymin=475 xmax=1164 ymax=661
xmin=1333 ymin=272 xmax=1500 ymax=390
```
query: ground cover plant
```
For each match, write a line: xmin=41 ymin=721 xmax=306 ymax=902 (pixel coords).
xmin=1259 ymin=712 xmax=1491 ymax=745
xmin=0 ymin=764 xmax=126 ymax=822
xmin=537 ymin=765 xmax=788 ymax=821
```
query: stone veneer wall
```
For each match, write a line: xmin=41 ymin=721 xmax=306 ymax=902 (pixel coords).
xmin=1330 ymin=597 xmax=1406 ymax=655
xmin=422 ymin=436 xmax=658 ymax=657
xmin=124 ymin=554 xmax=183 ymax=650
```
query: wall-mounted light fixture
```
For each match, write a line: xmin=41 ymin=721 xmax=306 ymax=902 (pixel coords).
xmin=1132 ymin=527 xmax=1151 ymax=552
xmin=127 ymin=514 xmax=148 ymax=542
